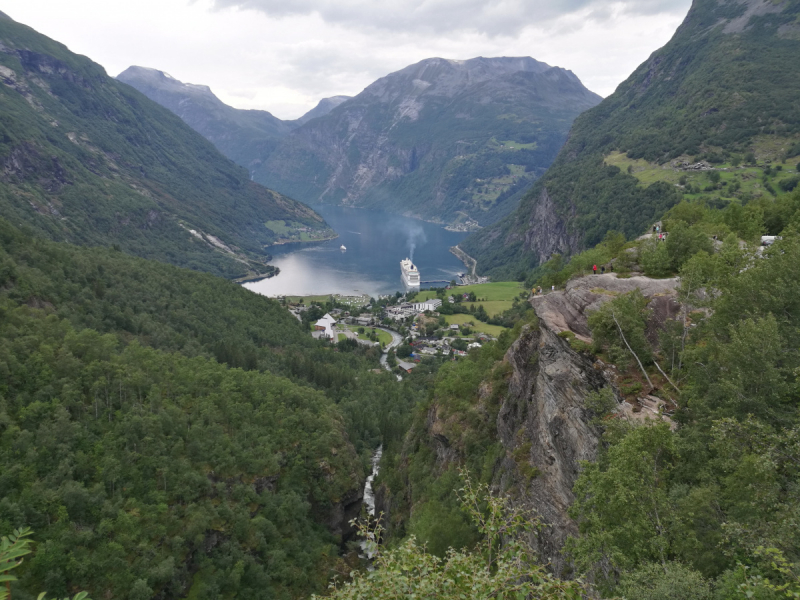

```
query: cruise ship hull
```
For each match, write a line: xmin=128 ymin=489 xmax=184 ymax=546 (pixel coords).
xmin=400 ymin=258 xmax=420 ymax=287
xmin=401 ymin=271 xmax=420 ymax=287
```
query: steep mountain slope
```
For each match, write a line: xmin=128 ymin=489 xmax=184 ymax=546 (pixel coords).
xmin=0 ymin=16 xmax=333 ymax=278
xmin=295 ymin=94 xmax=351 ymax=125
xmin=116 ymin=66 xmax=351 ymax=173
xmin=462 ymin=0 xmax=800 ymax=279
xmin=116 ymin=66 xmax=294 ymax=172
xmin=257 ymin=57 xmax=601 ymax=228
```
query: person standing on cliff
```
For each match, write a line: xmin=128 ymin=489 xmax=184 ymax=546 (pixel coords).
xmin=593 ymin=264 xmax=597 ymax=274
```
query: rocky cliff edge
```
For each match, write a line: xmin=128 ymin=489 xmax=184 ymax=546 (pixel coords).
xmin=496 ymin=273 xmax=680 ymax=574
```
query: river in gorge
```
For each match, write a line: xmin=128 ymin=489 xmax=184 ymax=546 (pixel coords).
xmin=244 ymin=205 xmax=469 ymax=298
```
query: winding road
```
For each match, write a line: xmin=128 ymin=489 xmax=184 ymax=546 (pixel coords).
xmin=376 ymin=326 xmax=403 ymax=380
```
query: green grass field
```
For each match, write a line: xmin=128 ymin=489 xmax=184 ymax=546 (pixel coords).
xmin=352 ymin=328 xmax=392 ymax=346
xmin=604 ymin=146 xmax=800 ymax=203
xmin=417 ymin=281 xmax=524 ymax=317
xmin=443 ymin=314 xmax=507 ymax=337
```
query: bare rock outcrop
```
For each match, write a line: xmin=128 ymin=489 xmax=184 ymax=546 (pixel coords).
xmin=495 ymin=322 xmax=606 ymax=575
xmin=494 ymin=273 xmax=680 ymax=574
xmin=533 ymin=273 xmax=680 ymax=342
xmin=521 ymin=187 xmax=583 ymax=265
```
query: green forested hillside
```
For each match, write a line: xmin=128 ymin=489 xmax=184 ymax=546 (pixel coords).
xmin=0 ymin=16 xmax=333 ymax=279
xmin=463 ymin=0 xmax=800 ymax=279
xmin=0 ymin=310 xmax=359 ymax=599
xmin=0 ymin=218 xmax=421 ymax=599
xmin=372 ymin=190 xmax=800 ymax=598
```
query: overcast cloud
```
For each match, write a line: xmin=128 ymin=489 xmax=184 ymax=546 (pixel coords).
xmin=211 ymin=0 xmax=684 ymax=35
xmin=2 ymin=0 xmax=691 ymax=119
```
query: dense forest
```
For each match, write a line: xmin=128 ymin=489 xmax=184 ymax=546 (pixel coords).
xmin=0 ymin=217 xmax=425 ymax=599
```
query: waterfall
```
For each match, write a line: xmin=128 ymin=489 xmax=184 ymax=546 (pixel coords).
xmin=359 ymin=445 xmax=383 ymax=561
xmin=363 ymin=445 xmax=382 ymax=516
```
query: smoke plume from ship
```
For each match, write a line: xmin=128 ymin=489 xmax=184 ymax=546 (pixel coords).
xmin=406 ymin=225 xmax=426 ymax=261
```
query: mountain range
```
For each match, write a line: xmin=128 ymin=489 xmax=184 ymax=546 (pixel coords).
xmin=122 ymin=57 xmax=601 ymax=229
xmin=116 ymin=66 xmax=350 ymax=175
xmin=0 ymin=15 xmax=333 ymax=278
xmin=462 ymin=0 xmax=800 ymax=278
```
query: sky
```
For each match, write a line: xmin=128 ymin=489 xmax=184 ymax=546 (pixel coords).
xmin=2 ymin=0 xmax=692 ymax=120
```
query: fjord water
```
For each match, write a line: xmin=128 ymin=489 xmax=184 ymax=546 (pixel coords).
xmin=244 ymin=205 xmax=468 ymax=298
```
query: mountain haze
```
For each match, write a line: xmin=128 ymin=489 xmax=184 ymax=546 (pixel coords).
xmin=296 ymin=94 xmax=351 ymax=125
xmin=117 ymin=66 xmax=350 ymax=173
xmin=0 ymin=18 xmax=333 ymax=278
xmin=257 ymin=57 xmax=601 ymax=228
xmin=463 ymin=0 xmax=800 ymax=278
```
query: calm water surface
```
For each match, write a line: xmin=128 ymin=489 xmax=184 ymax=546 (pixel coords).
xmin=244 ymin=205 xmax=468 ymax=298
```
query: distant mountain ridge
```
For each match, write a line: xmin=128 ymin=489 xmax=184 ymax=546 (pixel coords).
xmin=117 ymin=66 xmax=350 ymax=172
xmin=256 ymin=56 xmax=601 ymax=228
xmin=296 ymin=95 xmax=350 ymax=125
xmin=0 ymin=19 xmax=333 ymax=278
xmin=462 ymin=0 xmax=800 ymax=278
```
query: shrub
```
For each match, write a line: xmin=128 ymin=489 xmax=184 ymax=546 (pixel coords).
xmin=779 ymin=175 xmax=800 ymax=192
xmin=665 ymin=222 xmax=714 ymax=270
xmin=618 ymin=561 xmax=712 ymax=600
xmin=639 ymin=239 xmax=673 ymax=277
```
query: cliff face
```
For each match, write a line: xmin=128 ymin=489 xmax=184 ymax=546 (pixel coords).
xmin=495 ymin=319 xmax=606 ymax=574
xmin=493 ymin=274 xmax=680 ymax=573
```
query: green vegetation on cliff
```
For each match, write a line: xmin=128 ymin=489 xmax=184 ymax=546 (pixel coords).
xmin=463 ymin=0 xmax=800 ymax=279
xmin=0 ymin=17 xmax=332 ymax=279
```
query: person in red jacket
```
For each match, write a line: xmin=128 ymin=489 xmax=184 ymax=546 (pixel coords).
xmin=593 ymin=264 xmax=597 ymax=274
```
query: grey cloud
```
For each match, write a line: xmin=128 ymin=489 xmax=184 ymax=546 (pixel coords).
xmin=211 ymin=0 xmax=686 ymax=36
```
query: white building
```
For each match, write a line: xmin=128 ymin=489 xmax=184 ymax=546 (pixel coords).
xmin=314 ymin=313 xmax=337 ymax=340
xmin=411 ymin=299 xmax=442 ymax=312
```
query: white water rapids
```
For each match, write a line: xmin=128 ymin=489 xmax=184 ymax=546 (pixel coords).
xmin=359 ymin=445 xmax=383 ymax=560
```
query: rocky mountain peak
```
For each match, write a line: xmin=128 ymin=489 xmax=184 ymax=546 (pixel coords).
xmin=257 ymin=54 xmax=600 ymax=227
xmin=117 ymin=66 xmax=219 ymax=102
xmin=362 ymin=55 xmax=556 ymax=103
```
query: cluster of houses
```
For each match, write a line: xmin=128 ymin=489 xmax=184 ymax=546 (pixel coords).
xmin=396 ymin=337 xmax=484 ymax=373
xmin=384 ymin=298 xmax=443 ymax=322
xmin=312 ymin=308 xmax=381 ymax=342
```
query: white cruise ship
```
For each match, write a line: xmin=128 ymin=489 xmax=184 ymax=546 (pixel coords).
xmin=400 ymin=258 xmax=420 ymax=287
